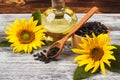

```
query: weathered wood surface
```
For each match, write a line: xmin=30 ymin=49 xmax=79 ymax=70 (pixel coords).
xmin=0 ymin=14 xmax=120 ymax=80
xmin=0 ymin=0 xmax=120 ymax=13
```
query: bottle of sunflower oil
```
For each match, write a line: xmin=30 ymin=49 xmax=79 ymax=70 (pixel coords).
xmin=42 ymin=0 xmax=78 ymax=41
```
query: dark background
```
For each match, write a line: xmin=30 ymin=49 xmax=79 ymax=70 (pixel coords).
xmin=0 ymin=0 xmax=120 ymax=13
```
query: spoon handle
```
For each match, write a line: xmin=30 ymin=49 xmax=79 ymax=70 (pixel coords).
xmin=63 ymin=7 xmax=98 ymax=41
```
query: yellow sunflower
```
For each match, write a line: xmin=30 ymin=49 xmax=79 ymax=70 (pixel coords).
xmin=5 ymin=17 xmax=46 ymax=53
xmin=72 ymin=33 xmax=116 ymax=74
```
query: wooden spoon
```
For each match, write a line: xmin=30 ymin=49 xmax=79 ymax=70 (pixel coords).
xmin=46 ymin=7 xmax=98 ymax=59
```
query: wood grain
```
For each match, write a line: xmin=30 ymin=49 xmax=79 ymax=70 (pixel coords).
xmin=0 ymin=0 xmax=119 ymax=13
xmin=0 ymin=14 xmax=120 ymax=80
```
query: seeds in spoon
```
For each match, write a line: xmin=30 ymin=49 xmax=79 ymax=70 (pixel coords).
xmin=47 ymin=47 xmax=60 ymax=58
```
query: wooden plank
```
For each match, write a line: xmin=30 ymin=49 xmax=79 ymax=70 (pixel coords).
xmin=0 ymin=0 xmax=119 ymax=13
xmin=0 ymin=47 xmax=76 ymax=80
xmin=0 ymin=14 xmax=120 ymax=80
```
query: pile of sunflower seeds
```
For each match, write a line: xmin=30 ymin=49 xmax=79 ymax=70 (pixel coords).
xmin=33 ymin=49 xmax=58 ymax=63
xmin=75 ymin=22 xmax=108 ymax=37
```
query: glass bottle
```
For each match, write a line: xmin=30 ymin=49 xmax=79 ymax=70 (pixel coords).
xmin=42 ymin=0 xmax=78 ymax=41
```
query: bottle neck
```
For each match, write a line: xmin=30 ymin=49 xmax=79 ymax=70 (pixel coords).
xmin=51 ymin=0 xmax=65 ymax=10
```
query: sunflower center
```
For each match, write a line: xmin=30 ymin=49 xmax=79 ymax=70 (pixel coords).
xmin=18 ymin=30 xmax=35 ymax=44
xmin=90 ymin=48 xmax=104 ymax=61
xmin=21 ymin=32 xmax=30 ymax=41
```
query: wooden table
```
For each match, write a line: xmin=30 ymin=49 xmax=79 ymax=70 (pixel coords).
xmin=0 ymin=14 xmax=120 ymax=80
xmin=0 ymin=0 xmax=120 ymax=13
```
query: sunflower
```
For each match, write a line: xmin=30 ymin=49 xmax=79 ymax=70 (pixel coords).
xmin=5 ymin=17 xmax=46 ymax=53
xmin=72 ymin=33 xmax=116 ymax=74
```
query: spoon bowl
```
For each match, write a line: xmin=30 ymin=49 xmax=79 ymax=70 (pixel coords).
xmin=46 ymin=38 xmax=66 ymax=58
xmin=46 ymin=7 xmax=98 ymax=59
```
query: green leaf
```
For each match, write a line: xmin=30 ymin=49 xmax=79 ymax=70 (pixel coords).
xmin=106 ymin=45 xmax=120 ymax=72
xmin=73 ymin=66 xmax=93 ymax=80
xmin=32 ymin=10 xmax=42 ymax=26
xmin=0 ymin=40 xmax=11 ymax=47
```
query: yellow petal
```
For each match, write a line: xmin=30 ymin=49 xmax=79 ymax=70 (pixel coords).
xmin=34 ymin=25 xmax=43 ymax=32
xmin=85 ymin=60 xmax=94 ymax=72
xmin=103 ymin=59 xmax=111 ymax=67
xmin=92 ymin=61 xmax=99 ymax=73
xmin=74 ymin=55 xmax=88 ymax=62
xmin=21 ymin=18 xmax=26 ymax=22
xmin=13 ymin=46 xmax=17 ymax=52
xmin=105 ymin=46 xmax=117 ymax=50
xmin=78 ymin=58 xmax=92 ymax=67
xmin=14 ymin=19 xmax=19 ymax=25
xmin=77 ymin=60 xmax=88 ymax=67
xmin=15 ymin=45 xmax=21 ymax=52
xmin=100 ymin=61 xmax=106 ymax=74
xmin=30 ymin=41 xmax=37 ymax=49
xmin=86 ymin=34 xmax=92 ymax=42
xmin=107 ymin=54 xmax=116 ymax=60
xmin=23 ymin=44 xmax=28 ymax=53
xmin=27 ymin=44 xmax=32 ymax=53
xmin=92 ymin=32 xmax=96 ymax=38
xmin=78 ymin=43 xmax=88 ymax=50
xmin=98 ymin=34 xmax=108 ymax=44
xmin=32 ymin=20 xmax=38 ymax=27
xmin=72 ymin=49 xmax=88 ymax=54
xmin=81 ymin=38 xmax=88 ymax=44
xmin=21 ymin=18 xmax=27 ymax=29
